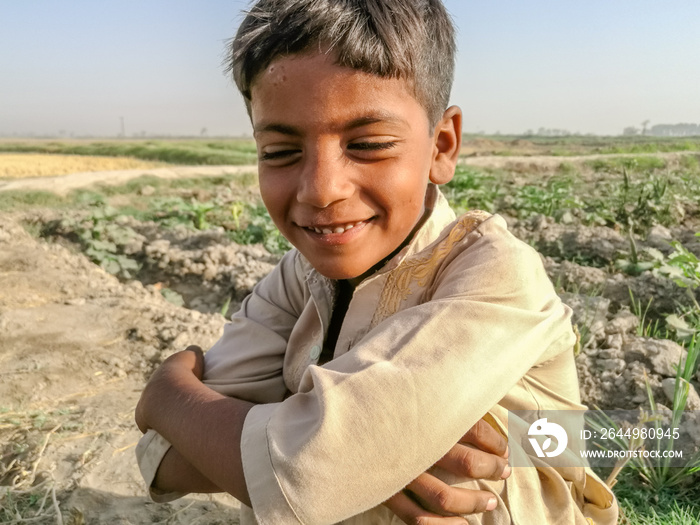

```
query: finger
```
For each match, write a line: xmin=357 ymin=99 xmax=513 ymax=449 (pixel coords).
xmin=435 ymin=443 xmax=510 ymax=481
xmin=459 ymin=418 xmax=508 ymax=457
xmin=406 ymin=473 xmax=498 ymax=516
xmin=384 ymin=490 xmax=469 ymax=525
xmin=163 ymin=346 xmax=204 ymax=378
xmin=184 ymin=345 xmax=204 ymax=379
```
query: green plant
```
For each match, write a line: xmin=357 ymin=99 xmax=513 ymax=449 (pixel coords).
xmin=43 ymin=203 xmax=141 ymax=279
xmin=443 ymin=166 xmax=503 ymax=213
xmin=679 ymin=154 xmax=699 ymax=171
xmin=228 ymin=203 xmax=291 ymax=255
xmin=508 ymin=176 xmax=583 ymax=220
xmin=0 ymin=190 xmax=67 ymax=211
xmin=160 ymin=288 xmax=185 ymax=307
xmin=588 ymin=337 xmax=700 ymax=493
xmin=150 ymin=196 xmax=217 ymax=230
xmin=638 ymin=337 xmax=700 ymax=491
xmin=615 ymin=472 xmax=700 ymax=524
xmin=628 ymin=289 xmax=664 ymax=338
xmin=651 ymin=236 xmax=700 ymax=341
xmin=615 ymin=243 xmax=665 ymax=277
xmin=584 ymin=167 xmax=683 ymax=237
xmin=656 ymin=237 xmax=700 ymax=293
xmin=0 ymin=138 xmax=258 ymax=165
xmin=665 ymin=307 xmax=700 ymax=344
xmin=220 ymin=295 xmax=232 ymax=317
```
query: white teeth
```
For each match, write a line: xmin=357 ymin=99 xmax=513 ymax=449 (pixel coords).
xmin=310 ymin=220 xmax=365 ymax=234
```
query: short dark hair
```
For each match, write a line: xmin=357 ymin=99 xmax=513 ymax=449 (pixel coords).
xmin=227 ymin=0 xmax=456 ymax=127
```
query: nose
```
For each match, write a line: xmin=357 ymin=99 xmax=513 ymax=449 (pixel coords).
xmin=296 ymin=144 xmax=354 ymax=208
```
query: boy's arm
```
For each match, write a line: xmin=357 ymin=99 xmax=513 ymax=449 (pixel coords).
xmin=137 ymin=348 xmax=510 ymax=516
xmin=135 ymin=250 xmax=304 ymax=501
xmin=135 ymin=347 xmax=253 ymax=506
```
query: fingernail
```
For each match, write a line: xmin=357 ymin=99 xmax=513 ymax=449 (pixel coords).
xmin=504 ymin=445 xmax=510 ymax=458
xmin=486 ymin=497 xmax=497 ymax=511
xmin=501 ymin=464 xmax=511 ymax=479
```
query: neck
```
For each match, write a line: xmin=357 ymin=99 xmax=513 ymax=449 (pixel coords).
xmin=345 ymin=205 xmax=431 ymax=288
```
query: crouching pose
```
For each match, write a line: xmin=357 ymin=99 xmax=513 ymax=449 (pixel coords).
xmin=136 ymin=1 xmax=619 ymax=523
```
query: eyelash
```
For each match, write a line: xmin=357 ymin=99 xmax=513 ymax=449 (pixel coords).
xmin=259 ymin=149 xmax=300 ymax=161
xmin=259 ymin=142 xmax=397 ymax=162
xmin=347 ymin=141 xmax=397 ymax=151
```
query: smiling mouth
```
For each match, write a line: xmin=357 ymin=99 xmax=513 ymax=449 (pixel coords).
xmin=301 ymin=218 xmax=373 ymax=235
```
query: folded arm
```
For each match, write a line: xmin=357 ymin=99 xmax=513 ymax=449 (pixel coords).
xmin=135 ymin=347 xmax=253 ymax=506
xmin=136 ymin=347 xmax=510 ymax=519
xmin=136 ymin=220 xmax=566 ymax=523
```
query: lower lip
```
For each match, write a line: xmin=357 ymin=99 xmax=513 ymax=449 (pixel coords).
xmin=302 ymin=220 xmax=370 ymax=246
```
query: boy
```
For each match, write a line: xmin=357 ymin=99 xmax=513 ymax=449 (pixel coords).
xmin=136 ymin=1 xmax=618 ymax=523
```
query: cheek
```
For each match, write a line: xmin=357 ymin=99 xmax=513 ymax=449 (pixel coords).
xmin=258 ymin=175 xmax=289 ymax=225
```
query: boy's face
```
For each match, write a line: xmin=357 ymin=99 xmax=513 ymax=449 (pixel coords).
xmin=250 ymin=52 xmax=455 ymax=281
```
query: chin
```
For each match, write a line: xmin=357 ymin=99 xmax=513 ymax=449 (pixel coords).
xmin=313 ymin=261 xmax=368 ymax=282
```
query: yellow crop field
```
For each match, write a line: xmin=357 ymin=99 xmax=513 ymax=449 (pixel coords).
xmin=0 ymin=153 xmax=166 ymax=178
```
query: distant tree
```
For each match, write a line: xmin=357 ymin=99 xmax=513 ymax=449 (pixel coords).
xmin=200 ymin=127 xmax=208 ymax=137
xmin=536 ymin=127 xmax=571 ymax=137
xmin=641 ymin=120 xmax=650 ymax=135
xmin=623 ymin=126 xmax=640 ymax=136
xmin=649 ymin=123 xmax=700 ymax=137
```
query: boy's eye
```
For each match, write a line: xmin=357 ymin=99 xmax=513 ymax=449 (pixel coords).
xmin=259 ymin=148 xmax=302 ymax=163
xmin=347 ymin=141 xmax=397 ymax=152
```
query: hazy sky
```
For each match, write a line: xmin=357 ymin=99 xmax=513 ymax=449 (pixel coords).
xmin=2 ymin=1 xmax=699 ymax=137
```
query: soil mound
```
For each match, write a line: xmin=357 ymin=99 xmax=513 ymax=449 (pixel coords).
xmin=0 ymin=217 xmax=244 ymax=523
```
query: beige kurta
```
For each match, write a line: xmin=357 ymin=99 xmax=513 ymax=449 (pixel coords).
xmin=137 ymin=185 xmax=618 ymax=525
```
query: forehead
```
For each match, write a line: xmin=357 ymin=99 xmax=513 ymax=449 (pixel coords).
xmin=249 ymin=52 xmax=428 ymax=133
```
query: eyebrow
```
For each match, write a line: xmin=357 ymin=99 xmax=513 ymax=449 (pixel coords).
xmin=253 ymin=113 xmax=407 ymax=137
xmin=253 ymin=123 xmax=302 ymax=137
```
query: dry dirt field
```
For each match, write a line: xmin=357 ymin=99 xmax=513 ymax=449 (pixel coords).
xmin=0 ymin=218 xmax=246 ymax=524
xmin=1 ymin=152 xmax=699 ymax=523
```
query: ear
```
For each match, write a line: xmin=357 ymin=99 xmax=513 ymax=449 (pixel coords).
xmin=429 ymin=105 xmax=462 ymax=185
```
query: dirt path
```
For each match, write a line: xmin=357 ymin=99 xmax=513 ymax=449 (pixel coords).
xmin=0 ymin=165 xmax=258 ymax=195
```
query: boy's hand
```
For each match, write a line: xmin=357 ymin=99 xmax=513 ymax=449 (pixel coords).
xmin=384 ymin=418 xmax=510 ymax=523
xmin=135 ymin=346 xmax=205 ymax=434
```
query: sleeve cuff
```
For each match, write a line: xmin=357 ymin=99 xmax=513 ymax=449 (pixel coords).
xmin=135 ymin=429 xmax=187 ymax=503
xmin=241 ymin=403 xmax=302 ymax=525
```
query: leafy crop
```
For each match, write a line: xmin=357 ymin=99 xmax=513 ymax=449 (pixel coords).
xmin=228 ymin=203 xmax=291 ymax=255
xmin=150 ymin=197 xmax=217 ymax=230
xmin=42 ymin=202 xmax=141 ymax=279
xmin=509 ymin=176 xmax=583 ymax=220
xmin=443 ymin=166 xmax=503 ymax=213
xmin=588 ymin=336 xmax=700 ymax=495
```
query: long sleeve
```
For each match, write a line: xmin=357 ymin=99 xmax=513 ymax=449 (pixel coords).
xmin=203 ymin=248 xmax=307 ymax=401
xmin=240 ymin=215 xmax=577 ymax=524
xmin=136 ymin=249 xmax=306 ymax=500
